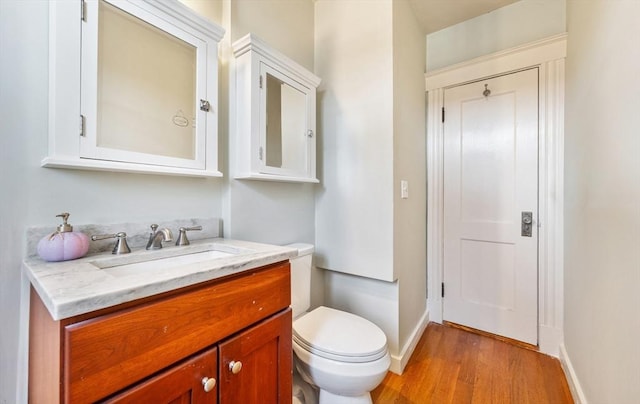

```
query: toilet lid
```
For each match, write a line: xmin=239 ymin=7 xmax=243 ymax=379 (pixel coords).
xmin=293 ymin=306 xmax=388 ymax=363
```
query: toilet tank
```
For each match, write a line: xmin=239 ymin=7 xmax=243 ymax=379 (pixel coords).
xmin=286 ymin=243 xmax=314 ymax=319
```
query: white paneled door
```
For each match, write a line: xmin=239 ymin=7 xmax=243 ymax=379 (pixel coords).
xmin=443 ymin=68 xmax=539 ymax=345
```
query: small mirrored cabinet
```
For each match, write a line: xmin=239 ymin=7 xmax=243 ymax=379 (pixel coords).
xmin=232 ymin=34 xmax=321 ymax=183
xmin=44 ymin=0 xmax=225 ymax=177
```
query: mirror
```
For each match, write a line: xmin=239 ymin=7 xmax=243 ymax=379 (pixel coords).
xmin=265 ymin=73 xmax=307 ymax=171
xmin=96 ymin=0 xmax=196 ymax=160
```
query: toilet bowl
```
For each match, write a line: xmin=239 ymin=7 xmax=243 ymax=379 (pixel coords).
xmin=293 ymin=370 xmax=318 ymax=404
xmin=293 ymin=306 xmax=390 ymax=404
xmin=287 ymin=244 xmax=390 ymax=404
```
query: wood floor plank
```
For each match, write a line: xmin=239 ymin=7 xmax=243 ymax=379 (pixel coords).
xmin=540 ymin=351 xmax=575 ymax=403
xmin=371 ymin=322 xmax=574 ymax=404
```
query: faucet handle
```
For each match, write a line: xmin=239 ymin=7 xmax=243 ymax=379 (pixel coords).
xmin=176 ymin=225 xmax=202 ymax=246
xmin=150 ymin=224 xmax=158 ymax=233
xmin=91 ymin=232 xmax=131 ymax=255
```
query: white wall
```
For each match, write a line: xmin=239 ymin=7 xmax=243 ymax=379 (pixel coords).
xmin=564 ymin=1 xmax=640 ymax=402
xmin=426 ymin=0 xmax=566 ymax=71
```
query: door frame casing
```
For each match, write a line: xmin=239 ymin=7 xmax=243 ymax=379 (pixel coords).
xmin=425 ymin=34 xmax=567 ymax=356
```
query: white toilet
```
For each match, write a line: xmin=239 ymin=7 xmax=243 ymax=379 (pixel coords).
xmin=288 ymin=244 xmax=390 ymax=404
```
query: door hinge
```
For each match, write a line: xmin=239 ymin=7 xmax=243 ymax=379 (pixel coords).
xmin=259 ymin=75 xmax=263 ymax=89
xmin=80 ymin=114 xmax=85 ymax=137
xmin=81 ymin=0 xmax=87 ymax=22
xmin=441 ymin=282 xmax=445 ymax=298
xmin=441 ymin=107 xmax=445 ymax=123
xmin=258 ymin=146 xmax=263 ymax=160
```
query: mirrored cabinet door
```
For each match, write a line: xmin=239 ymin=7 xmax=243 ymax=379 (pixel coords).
xmin=44 ymin=0 xmax=225 ymax=177
xmin=81 ymin=0 xmax=206 ymax=169
xmin=232 ymin=33 xmax=321 ymax=183
xmin=260 ymin=64 xmax=310 ymax=178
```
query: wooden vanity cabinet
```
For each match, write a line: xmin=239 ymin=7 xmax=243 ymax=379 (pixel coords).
xmin=29 ymin=261 xmax=292 ymax=404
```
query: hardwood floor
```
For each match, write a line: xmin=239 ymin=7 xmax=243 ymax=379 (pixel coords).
xmin=371 ymin=323 xmax=574 ymax=404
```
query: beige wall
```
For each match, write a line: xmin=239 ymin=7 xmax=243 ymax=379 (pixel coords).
xmin=564 ymin=1 xmax=640 ymax=402
xmin=392 ymin=0 xmax=427 ymax=362
xmin=231 ymin=0 xmax=314 ymax=70
xmin=179 ymin=0 xmax=223 ymax=25
xmin=426 ymin=0 xmax=566 ymax=71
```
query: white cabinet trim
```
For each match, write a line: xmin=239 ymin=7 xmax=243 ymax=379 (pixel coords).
xmin=425 ymin=34 xmax=566 ymax=356
xmin=232 ymin=34 xmax=321 ymax=90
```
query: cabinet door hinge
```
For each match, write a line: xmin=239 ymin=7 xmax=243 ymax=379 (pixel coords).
xmin=80 ymin=114 xmax=85 ymax=137
xmin=258 ymin=146 xmax=263 ymax=160
xmin=259 ymin=75 xmax=263 ymax=89
xmin=81 ymin=0 xmax=87 ymax=22
xmin=441 ymin=282 xmax=445 ymax=298
xmin=441 ymin=107 xmax=445 ymax=123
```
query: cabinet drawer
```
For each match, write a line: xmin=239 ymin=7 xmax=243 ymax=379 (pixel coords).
xmin=103 ymin=347 xmax=218 ymax=403
xmin=64 ymin=262 xmax=290 ymax=403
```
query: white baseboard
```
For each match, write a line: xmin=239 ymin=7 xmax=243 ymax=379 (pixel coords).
xmin=389 ymin=306 xmax=429 ymax=375
xmin=559 ymin=343 xmax=588 ymax=404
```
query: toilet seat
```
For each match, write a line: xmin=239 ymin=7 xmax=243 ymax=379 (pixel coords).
xmin=293 ymin=306 xmax=387 ymax=363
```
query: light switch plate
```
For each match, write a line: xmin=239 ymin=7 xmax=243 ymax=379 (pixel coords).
xmin=401 ymin=180 xmax=409 ymax=199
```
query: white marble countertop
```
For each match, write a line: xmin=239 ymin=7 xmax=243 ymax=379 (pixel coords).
xmin=23 ymin=238 xmax=298 ymax=321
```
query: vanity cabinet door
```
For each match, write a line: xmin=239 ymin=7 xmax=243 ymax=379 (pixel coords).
xmin=219 ymin=308 xmax=292 ymax=404
xmin=102 ymin=347 xmax=218 ymax=404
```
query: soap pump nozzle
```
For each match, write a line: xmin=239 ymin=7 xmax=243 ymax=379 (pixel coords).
xmin=56 ymin=212 xmax=73 ymax=233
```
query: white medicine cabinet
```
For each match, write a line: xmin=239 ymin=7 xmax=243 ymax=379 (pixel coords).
xmin=44 ymin=0 xmax=225 ymax=177
xmin=232 ymin=34 xmax=321 ymax=183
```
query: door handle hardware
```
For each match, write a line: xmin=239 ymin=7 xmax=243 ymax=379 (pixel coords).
xmin=521 ymin=211 xmax=533 ymax=237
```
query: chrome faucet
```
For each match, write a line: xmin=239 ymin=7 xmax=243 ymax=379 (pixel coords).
xmin=146 ymin=224 xmax=173 ymax=250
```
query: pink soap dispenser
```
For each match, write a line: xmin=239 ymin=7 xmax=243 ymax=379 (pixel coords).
xmin=37 ymin=213 xmax=90 ymax=262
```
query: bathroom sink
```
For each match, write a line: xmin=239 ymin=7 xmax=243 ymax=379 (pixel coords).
xmin=89 ymin=243 xmax=245 ymax=276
